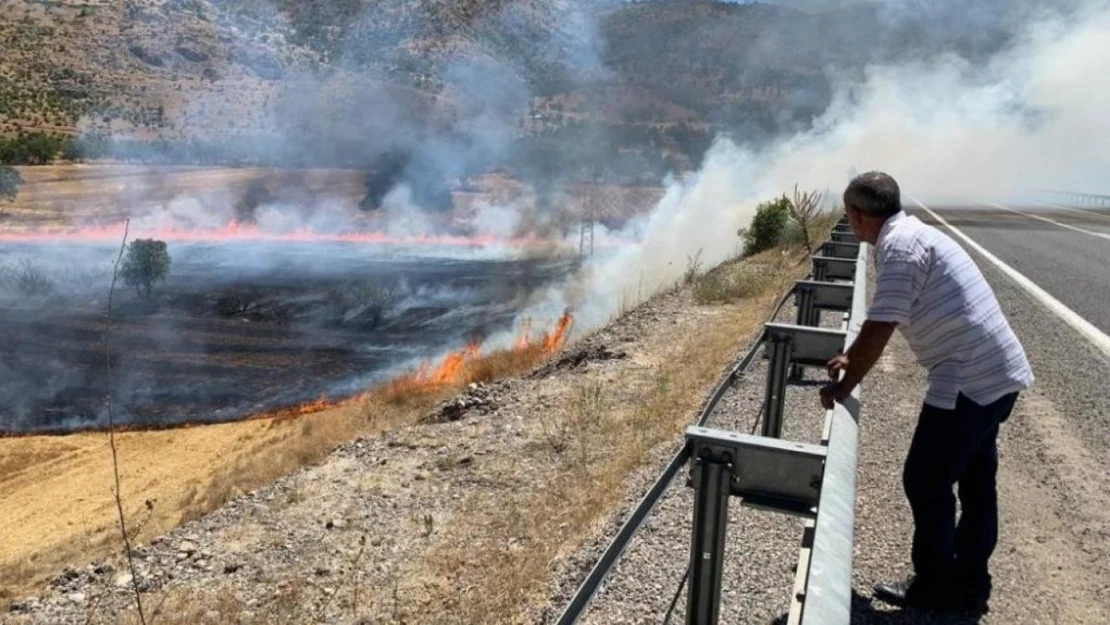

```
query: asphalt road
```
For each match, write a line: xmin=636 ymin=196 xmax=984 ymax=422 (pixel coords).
xmin=910 ymin=202 xmax=1110 ymax=453
xmin=911 ymin=203 xmax=1110 ymax=334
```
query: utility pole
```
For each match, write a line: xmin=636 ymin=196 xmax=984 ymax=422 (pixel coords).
xmin=579 ymin=168 xmax=599 ymax=260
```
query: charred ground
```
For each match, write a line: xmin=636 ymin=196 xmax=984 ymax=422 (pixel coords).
xmin=0 ymin=241 xmax=577 ymax=434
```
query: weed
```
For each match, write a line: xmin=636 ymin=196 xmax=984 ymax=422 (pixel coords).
xmin=694 ymin=262 xmax=776 ymax=304
xmin=683 ymin=248 xmax=704 ymax=284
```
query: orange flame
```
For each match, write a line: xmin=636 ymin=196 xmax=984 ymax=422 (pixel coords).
xmin=541 ymin=310 xmax=574 ymax=352
xmin=381 ymin=310 xmax=574 ymax=401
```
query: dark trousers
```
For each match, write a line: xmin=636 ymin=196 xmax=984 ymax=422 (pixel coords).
xmin=902 ymin=391 xmax=1018 ymax=599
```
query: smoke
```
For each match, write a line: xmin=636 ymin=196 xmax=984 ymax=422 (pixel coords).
xmin=522 ymin=0 xmax=1110 ymax=331
xmin=7 ymin=0 xmax=1110 ymax=431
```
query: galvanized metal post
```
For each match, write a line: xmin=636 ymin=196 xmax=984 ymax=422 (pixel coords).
xmin=792 ymin=287 xmax=813 ymax=380
xmin=762 ymin=333 xmax=791 ymax=438
xmin=686 ymin=448 xmax=734 ymax=625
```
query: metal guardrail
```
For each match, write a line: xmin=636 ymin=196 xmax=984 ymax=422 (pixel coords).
xmin=554 ymin=285 xmax=798 ymax=625
xmin=556 ymin=218 xmax=867 ymax=625
xmin=1031 ymin=188 xmax=1110 ymax=207
xmin=788 ymin=240 xmax=868 ymax=625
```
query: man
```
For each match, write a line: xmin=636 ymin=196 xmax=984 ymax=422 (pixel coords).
xmin=819 ymin=172 xmax=1034 ymax=614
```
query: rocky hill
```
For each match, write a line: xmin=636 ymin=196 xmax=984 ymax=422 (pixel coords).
xmin=0 ymin=0 xmax=1042 ymax=183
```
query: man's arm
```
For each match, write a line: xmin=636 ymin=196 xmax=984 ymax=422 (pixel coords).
xmin=831 ymin=319 xmax=897 ymax=395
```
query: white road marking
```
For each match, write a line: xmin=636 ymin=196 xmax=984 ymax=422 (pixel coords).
xmin=980 ymin=202 xmax=1110 ymax=241
xmin=910 ymin=197 xmax=1110 ymax=361
xmin=1032 ymin=199 xmax=1110 ymax=221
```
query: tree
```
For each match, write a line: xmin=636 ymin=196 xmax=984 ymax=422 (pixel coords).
xmin=786 ymin=185 xmax=826 ymax=254
xmin=0 ymin=165 xmax=21 ymax=201
xmin=120 ymin=239 xmax=171 ymax=299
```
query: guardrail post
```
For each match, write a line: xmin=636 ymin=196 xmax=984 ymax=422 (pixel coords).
xmin=792 ymin=288 xmax=813 ymax=380
xmin=686 ymin=447 xmax=734 ymax=625
xmin=813 ymin=260 xmax=827 ymax=282
xmin=762 ymin=332 xmax=791 ymax=438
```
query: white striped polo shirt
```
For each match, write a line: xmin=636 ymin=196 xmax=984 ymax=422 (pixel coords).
xmin=867 ymin=211 xmax=1034 ymax=410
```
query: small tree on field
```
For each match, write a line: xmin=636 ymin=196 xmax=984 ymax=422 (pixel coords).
xmin=121 ymin=239 xmax=171 ymax=299
xmin=0 ymin=165 xmax=21 ymax=201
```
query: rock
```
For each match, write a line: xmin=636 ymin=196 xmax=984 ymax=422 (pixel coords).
xmin=175 ymin=46 xmax=208 ymax=63
xmin=414 ymin=472 xmax=428 ymax=481
xmin=325 ymin=518 xmax=346 ymax=530
xmin=247 ymin=598 xmax=259 ymax=608
xmin=67 ymin=592 xmax=86 ymax=604
xmin=223 ymin=563 xmax=242 ymax=574
xmin=179 ymin=540 xmax=199 ymax=555
xmin=114 ymin=573 xmax=134 ymax=588
xmin=10 ymin=597 xmax=40 ymax=613
xmin=457 ymin=455 xmax=474 ymax=466
xmin=129 ymin=44 xmax=164 ymax=67
xmin=314 ymin=567 xmax=330 ymax=577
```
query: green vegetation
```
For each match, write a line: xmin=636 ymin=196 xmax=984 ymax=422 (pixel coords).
xmin=741 ymin=196 xmax=791 ymax=256
xmin=121 ymin=239 xmax=172 ymax=299
xmin=693 ymin=262 xmax=776 ymax=305
xmin=0 ymin=165 xmax=21 ymax=201
xmin=0 ymin=133 xmax=67 ymax=165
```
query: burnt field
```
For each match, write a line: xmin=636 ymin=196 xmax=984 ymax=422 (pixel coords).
xmin=0 ymin=241 xmax=576 ymax=434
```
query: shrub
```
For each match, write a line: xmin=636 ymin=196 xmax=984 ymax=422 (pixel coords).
xmin=120 ymin=239 xmax=171 ymax=299
xmin=0 ymin=165 xmax=21 ymax=201
xmin=693 ymin=263 xmax=774 ymax=304
xmin=780 ymin=219 xmax=807 ymax=248
xmin=0 ymin=260 xmax=55 ymax=297
xmin=326 ymin=282 xmax=393 ymax=329
xmin=741 ymin=197 xmax=790 ymax=256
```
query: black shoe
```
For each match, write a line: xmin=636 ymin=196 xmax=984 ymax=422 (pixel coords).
xmin=963 ymin=593 xmax=990 ymax=616
xmin=872 ymin=576 xmax=962 ymax=612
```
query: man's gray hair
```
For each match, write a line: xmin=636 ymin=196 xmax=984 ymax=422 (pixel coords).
xmin=844 ymin=171 xmax=902 ymax=218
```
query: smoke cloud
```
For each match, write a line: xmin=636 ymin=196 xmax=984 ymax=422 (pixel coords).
xmin=6 ymin=0 xmax=1109 ymax=431
xmin=529 ymin=0 xmax=1110 ymax=330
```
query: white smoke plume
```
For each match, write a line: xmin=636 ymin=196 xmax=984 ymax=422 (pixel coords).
xmin=528 ymin=0 xmax=1110 ymax=335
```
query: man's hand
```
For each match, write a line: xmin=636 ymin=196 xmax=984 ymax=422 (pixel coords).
xmin=827 ymin=353 xmax=849 ymax=380
xmin=816 ymin=321 xmax=896 ymax=410
xmin=820 ymin=381 xmax=847 ymax=410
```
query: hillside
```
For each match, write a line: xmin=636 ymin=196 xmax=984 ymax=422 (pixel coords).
xmin=0 ymin=0 xmax=1035 ymax=185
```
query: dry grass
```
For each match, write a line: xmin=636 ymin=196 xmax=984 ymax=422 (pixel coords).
xmin=694 ymin=259 xmax=778 ymax=304
xmin=0 ymin=393 xmax=425 ymax=611
xmin=404 ymin=248 xmax=810 ymax=623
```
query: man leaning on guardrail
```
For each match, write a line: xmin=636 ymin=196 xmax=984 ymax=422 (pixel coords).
xmin=818 ymin=172 xmax=1034 ymax=615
